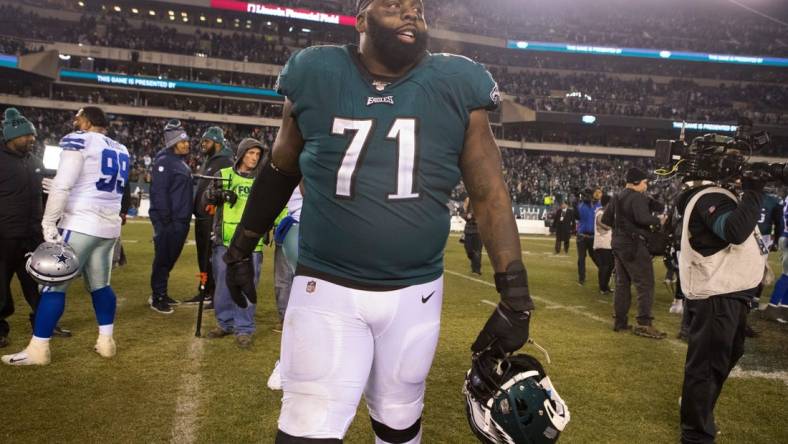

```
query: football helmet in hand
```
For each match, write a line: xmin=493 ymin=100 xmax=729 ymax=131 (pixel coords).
xmin=464 ymin=353 xmax=570 ymax=443
xmin=25 ymin=242 xmax=80 ymax=285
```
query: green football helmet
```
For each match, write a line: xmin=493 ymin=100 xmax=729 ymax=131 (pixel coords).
xmin=464 ymin=353 xmax=570 ymax=443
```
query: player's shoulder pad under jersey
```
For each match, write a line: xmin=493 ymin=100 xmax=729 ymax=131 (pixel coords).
xmin=276 ymin=45 xmax=347 ymax=100
xmin=59 ymin=131 xmax=88 ymax=151
xmin=428 ymin=53 xmax=500 ymax=111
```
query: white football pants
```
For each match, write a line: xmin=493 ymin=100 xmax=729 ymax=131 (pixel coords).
xmin=278 ymin=274 xmax=443 ymax=440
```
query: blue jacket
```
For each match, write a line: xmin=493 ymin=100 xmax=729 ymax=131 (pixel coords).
xmin=576 ymin=202 xmax=597 ymax=235
xmin=149 ymin=148 xmax=193 ymax=226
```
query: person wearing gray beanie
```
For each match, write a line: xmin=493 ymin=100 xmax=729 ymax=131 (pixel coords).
xmin=148 ymin=119 xmax=194 ymax=313
xmin=164 ymin=119 xmax=189 ymax=151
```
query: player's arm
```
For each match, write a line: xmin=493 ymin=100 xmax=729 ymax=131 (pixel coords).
xmin=461 ymin=109 xmax=533 ymax=358
xmin=41 ymin=149 xmax=85 ymax=243
xmin=222 ymin=99 xmax=304 ymax=307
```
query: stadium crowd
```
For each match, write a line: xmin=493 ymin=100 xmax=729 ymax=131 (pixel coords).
xmin=19 ymin=0 xmax=788 ymax=56
xmin=4 ymin=3 xmax=788 ymax=86
xmin=8 ymin=106 xmax=663 ymax=208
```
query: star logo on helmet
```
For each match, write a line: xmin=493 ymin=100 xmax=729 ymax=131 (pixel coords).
xmin=53 ymin=253 xmax=69 ymax=264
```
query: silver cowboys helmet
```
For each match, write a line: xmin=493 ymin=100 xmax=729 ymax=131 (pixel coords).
xmin=25 ymin=242 xmax=80 ymax=285
xmin=464 ymin=353 xmax=570 ymax=444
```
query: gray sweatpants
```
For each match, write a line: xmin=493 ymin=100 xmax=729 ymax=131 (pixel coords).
xmin=613 ymin=243 xmax=655 ymax=327
xmin=274 ymin=244 xmax=294 ymax=322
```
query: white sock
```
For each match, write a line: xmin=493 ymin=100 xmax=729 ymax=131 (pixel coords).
xmin=99 ymin=324 xmax=114 ymax=336
xmin=31 ymin=336 xmax=51 ymax=343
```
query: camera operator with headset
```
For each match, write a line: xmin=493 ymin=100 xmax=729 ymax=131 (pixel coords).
xmin=655 ymin=121 xmax=777 ymax=444
xmin=676 ymin=170 xmax=768 ymax=444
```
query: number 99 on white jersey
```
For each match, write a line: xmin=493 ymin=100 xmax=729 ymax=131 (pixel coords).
xmin=57 ymin=131 xmax=130 ymax=239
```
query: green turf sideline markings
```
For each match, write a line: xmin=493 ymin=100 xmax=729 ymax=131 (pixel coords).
xmin=730 ymin=366 xmax=788 ymax=387
xmin=447 ymin=269 xmax=788 ymax=385
xmin=170 ymin=338 xmax=205 ymax=444
xmin=445 ymin=269 xmax=690 ymax=348
xmin=445 ymin=269 xmax=610 ymax=324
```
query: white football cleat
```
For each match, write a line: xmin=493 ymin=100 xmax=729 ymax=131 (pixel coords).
xmin=94 ymin=334 xmax=116 ymax=358
xmin=267 ymin=360 xmax=282 ymax=391
xmin=1 ymin=338 xmax=51 ymax=366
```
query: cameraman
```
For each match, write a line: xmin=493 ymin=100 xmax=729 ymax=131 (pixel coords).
xmin=202 ymin=138 xmax=265 ymax=348
xmin=602 ymin=168 xmax=667 ymax=339
xmin=676 ymin=174 xmax=767 ymax=444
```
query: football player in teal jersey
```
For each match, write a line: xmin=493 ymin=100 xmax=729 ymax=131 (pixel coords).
xmin=758 ymin=191 xmax=784 ymax=250
xmin=223 ymin=1 xmax=534 ymax=442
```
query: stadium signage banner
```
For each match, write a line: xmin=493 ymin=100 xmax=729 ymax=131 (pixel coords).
xmin=671 ymin=122 xmax=737 ymax=132
xmin=210 ymin=0 xmax=357 ymax=26
xmin=507 ymin=40 xmax=788 ymax=68
xmin=59 ymin=70 xmax=282 ymax=98
xmin=0 ymin=54 xmax=18 ymax=69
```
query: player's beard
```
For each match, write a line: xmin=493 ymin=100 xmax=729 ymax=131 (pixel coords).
xmin=366 ymin=14 xmax=428 ymax=73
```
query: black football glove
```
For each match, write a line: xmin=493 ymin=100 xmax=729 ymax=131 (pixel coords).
xmin=471 ymin=261 xmax=534 ymax=358
xmin=224 ymin=258 xmax=256 ymax=308
xmin=222 ymin=228 xmax=261 ymax=308
xmin=472 ymin=303 xmax=531 ymax=357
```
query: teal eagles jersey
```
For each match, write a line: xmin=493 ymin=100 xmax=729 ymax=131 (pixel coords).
xmin=758 ymin=193 xmax=783 ymax=235
xmin=277 ymin=45 xmax=499 ymax=287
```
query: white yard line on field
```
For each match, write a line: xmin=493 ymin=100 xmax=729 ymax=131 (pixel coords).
xmin=169 ymin=338 xmax=205 ymax=444
xmin=445 ymin=269 xmax=609 ymax=324
xmin=730 ymin=366 xmax=788 ymax=387
xmin=449 ymin=233 xmax=555 ymax=242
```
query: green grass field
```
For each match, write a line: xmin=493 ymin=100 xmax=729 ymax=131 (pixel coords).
xmin=2 ymin=221 xmax=786 ymax=443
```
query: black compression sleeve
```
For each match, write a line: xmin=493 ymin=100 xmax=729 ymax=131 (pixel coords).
xmin=239 ymin=162 xmax=301 ymax=236
xmin=720 ymin=191 xmax=763 ymax=244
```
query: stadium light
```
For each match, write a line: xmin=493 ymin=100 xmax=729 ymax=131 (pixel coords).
xmin=131 ymin=8 xmax=138 ymax=14
xmin=113 ymin=6 xmax=121 ymax=12
xmin=181 ymin=12 xmax=187 ymax=17
xmin=302 ymin=28 xmax=311 ymax=33
xmin=200 ymin=16 xmax=206 ymax=21
xmin=216 ymin=17 xmax=223 ymax=23
xmin=168 ymin=10 xmax=174 ymax=15
xmin=169 ymin=15 xmax=175 ymax=21
xmin=77 ymin=1 xmax=85 ymax=7
xmin=183 ymin=17 xmax=188 ymax=22
xmin=58 ymin=54 xmax=71 ymax=61
xmin=149 ymin=10 xmax=156 ymax=16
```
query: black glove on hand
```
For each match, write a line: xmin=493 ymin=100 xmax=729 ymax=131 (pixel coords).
xmin=222 ymin=189 xmax=238 ymax=206
xmin=471 ymin=261 xmax=534 ymax=357
xmin=223 ymin=228 xmax=262 ymax=308
xmin=471 ymin=303 xmax=531 ymax=357
xmin=224 ymin=258 xmax=257 ymax=308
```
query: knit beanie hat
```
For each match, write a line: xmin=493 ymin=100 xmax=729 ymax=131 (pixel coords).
xmin=164 ymin=119 xmax=188 ymax=149
xmin=2 ymin=108 xmax=36 ymax=141
xmin=201 ymin=126 xmax=225 ymax=146
xmin=625 ymin=167 xmax=649 ymax=184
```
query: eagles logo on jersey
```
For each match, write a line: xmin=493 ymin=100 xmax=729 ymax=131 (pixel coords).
xmin=276 ymin=45 xmax=499 ymax=287
xmin=464 ymin=353 xmax=570 ymax=443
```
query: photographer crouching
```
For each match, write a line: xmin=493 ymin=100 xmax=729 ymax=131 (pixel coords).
xmin=655 ymin=124 xmax=780 ymax=444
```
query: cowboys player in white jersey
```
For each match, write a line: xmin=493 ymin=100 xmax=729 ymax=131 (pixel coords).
xmin=2 ymin=107 xmax=129 ymax=366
